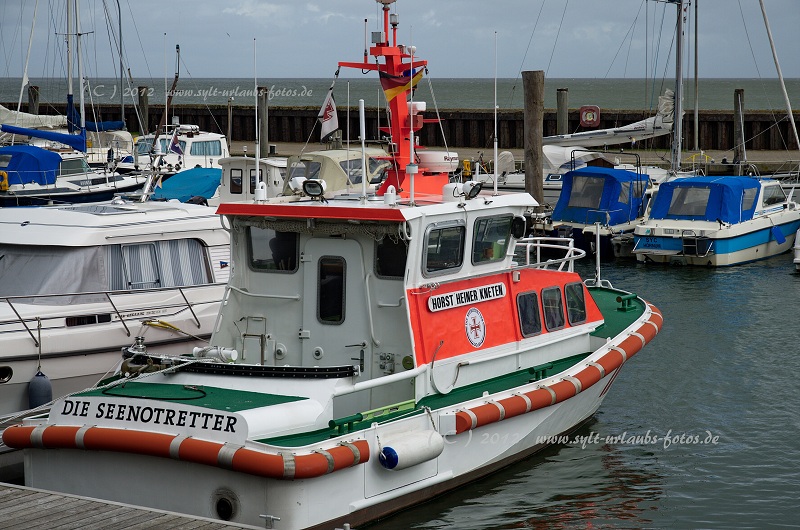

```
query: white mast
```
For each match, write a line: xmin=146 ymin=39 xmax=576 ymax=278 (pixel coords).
xmin=670 ymin=0 xmax=685 ymax=173
xmin=758 ymin=0 xmax=800 ymax=155
xmin=493 ymin=31 xmax=498 ymax=195
xmin=66 ymin=0 xmax=73 ymax=103
xmin=254 ymin=38 xmax=260 ymax=186
xmin=75 ymin=0 xmax=86 ymax=147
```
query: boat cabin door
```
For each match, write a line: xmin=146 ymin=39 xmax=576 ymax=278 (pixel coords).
xmin=301 ymin=238 xmax=372 ymax=381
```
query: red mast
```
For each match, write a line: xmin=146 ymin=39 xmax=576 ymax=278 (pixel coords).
xmin=338 ymin=0 xmax=448 ymax=196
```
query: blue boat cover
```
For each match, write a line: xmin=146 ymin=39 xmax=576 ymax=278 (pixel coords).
xmin=151 ymin=167 xmax=221 ymax=202
xmin=551 ymin=167 xmax=650 ymax=226
xmin=648 ymin=176 xmax=761 ymax=224
xmin=0 ymin=144 xmax=61 ymax=186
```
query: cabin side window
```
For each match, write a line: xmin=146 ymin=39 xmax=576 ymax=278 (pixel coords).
xmin=375 ymin=236 xmax=407 ymax=279
xmin=565 ymin=282 xmax=587 ymax=325
xmin=189 ymin=140 xmax=222 ymax=157
xmin=424 ymin=224 xmax=465 ymax=275
xmin=517 ymin=291 xmax=542 ymax=337
xmin=59 ymin=158 xmax=90 ymax=177
xmin=472 ymin=215 xmax=512 ymax=264
xmin=247 ymin=227 xmax=299 ymax=273
xmin=318 ymin=256 xmax=345 ymax=324
xmin=542 ymin=286 xmax=565 ymax=331
xmin=113 ymin=239 xmax=212 ymax=291
xmin=230 ymin=168 xmax=243 ymax=194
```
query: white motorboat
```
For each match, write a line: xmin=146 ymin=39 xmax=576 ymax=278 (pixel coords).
xmin=0 ymin=197 xmax=230 ymax=420
xmin=633 ymin=176 xmax=800 ymax=266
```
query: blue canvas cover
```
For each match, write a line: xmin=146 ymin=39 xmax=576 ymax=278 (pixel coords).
xmin=551 ymin=167 xmax=649 ymax=226
xmin=0 ymin=145 xmax=61 ymax=186
xmin=151 ymin=167 xmax=221 ymax=202
xmin=649 ymin=176 xmax=760 ymax=224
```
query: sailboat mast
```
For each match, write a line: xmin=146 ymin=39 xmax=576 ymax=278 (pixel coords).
xmin=758 ymin=0 xmax=800 ymax=153
xmin=75 ymin=0 xmax=85 ymax=133
xmin=670 ymin=0 xmax=684 ymax=172
xmin=66 ymin=0 xmax=73 ymax=100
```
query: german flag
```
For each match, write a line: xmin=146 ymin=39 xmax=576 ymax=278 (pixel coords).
xmin=379 ymin=68 xmax=424 ymax=102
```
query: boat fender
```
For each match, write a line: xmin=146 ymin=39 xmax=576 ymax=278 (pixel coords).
xmin=0 ymin=170 xmax=7 ymax=191
xmin=379 ymin=431 xmax=444 ymax=470
xmin=28 ymin=370 xmax=52 ymax=409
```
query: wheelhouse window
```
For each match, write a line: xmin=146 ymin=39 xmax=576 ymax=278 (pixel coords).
xmin=229 ymin=168 xmax=243 ymax=194
xmin=247 ymin=227 xmax=298 ymax=272
xmin=248 ymin=169 xmax=262 ymax=194
xmin=375 ymin=237 xmax=407 ymax=279
xmin=425 ymin=224 xmax=465 ymax=274
xmin=189 ymin=140 xmax=222 ymax=157
xmin=318 ymin=257 xmax=345 ymax=324
xmin=567 ymin=176 xmax=604 ymax=209
xmin=472 ymin=215 xmax=512 ymax=264
xmin=565 ymin=282 xmax=587 ymax=325
xmin=542 ymin=287 xmax=565 ymax=331
xmin=517 ymin=291 xmax=542 ymax=337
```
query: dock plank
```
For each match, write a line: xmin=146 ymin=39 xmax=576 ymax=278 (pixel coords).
xmin=0 ymin=484 xmax=261 ymax=530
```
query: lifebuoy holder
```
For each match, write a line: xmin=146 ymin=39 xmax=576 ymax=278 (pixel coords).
xmin=579 ymin=105 xmax=601 ymax=128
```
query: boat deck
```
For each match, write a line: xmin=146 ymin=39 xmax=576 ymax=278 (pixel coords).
xmin=0 ymin=483 xmax=261 ymax=530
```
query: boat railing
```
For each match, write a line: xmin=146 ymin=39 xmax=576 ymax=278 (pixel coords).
xmin=512 ymin=237 xmax=586 ymax=272
xmin=0 ymin=283 xmax=222 ymax=347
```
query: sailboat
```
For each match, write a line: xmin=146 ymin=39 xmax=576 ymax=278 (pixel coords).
xmin=0 ymin=0 xmax=144 ymax=205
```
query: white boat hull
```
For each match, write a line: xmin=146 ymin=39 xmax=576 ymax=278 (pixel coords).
xmin=22 ymin=369 xmax=614 ymax=529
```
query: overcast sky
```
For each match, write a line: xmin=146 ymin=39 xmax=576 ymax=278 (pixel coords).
xmin=2 ymin=0 xmax=799 ymax=81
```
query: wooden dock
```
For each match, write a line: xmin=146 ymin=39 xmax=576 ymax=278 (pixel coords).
xmin=0 ymin=483 xmax=261 ymax=530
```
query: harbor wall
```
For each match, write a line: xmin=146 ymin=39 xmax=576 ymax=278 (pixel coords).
xmin=8 ymin=102 xmax=799 ymax=152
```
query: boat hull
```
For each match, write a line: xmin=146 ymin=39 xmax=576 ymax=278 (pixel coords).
xmin=634 ymin=218 xmax=800 ymax=266
xmin=20 ymin=370 xmax=614 ymax=529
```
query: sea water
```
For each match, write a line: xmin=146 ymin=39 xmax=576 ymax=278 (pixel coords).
xmin=369 ymin=255 xmax=800 ymax=528
xmin=1 ymin=77 xmax=798 ymax=112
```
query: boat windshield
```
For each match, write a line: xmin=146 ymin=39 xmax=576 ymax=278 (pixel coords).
xmin=339 ymin=157 xmax=390 ymax=184
xmin=59 ymin=157 xmax=92 ymax=177
xmin=136 ymin=138 xmax=185 ymax=156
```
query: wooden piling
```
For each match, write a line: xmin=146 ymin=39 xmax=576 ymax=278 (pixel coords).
xmin=27 ymin=86 xmax=39 ymax=115
xmin=556 ymin=88 xmax=568 ymax=136
xmin=734 ymin=88 xmax=746 ymax=168
xmin=523 ymin=71 xmax=544 ymax=205
xmin=138 ymin=86 xmax=149 ymax=134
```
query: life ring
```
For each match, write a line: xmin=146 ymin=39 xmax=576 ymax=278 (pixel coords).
xmin=0 ymin=170 xmax=7 ymax=191
xmin=579 ymin=105 xmax=601 ymax=128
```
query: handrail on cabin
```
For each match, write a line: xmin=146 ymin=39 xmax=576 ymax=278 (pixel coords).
xmin=512 ymin=237 xmax=586 ymax=272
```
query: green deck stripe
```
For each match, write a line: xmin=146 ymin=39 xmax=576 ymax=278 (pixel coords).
xmin=80 ymin=382 xmax=306 ymax=412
